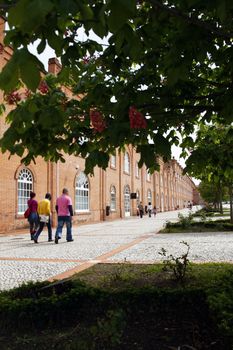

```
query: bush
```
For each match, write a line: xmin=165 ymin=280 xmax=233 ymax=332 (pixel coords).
xmin=158 ymin=241 xmax=190 ymax=282
xmin=178 ymin=212 xmax=193 ymax=228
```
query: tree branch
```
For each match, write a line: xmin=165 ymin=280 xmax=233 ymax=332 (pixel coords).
xmin=149 ymin=0 xmax=233 ymax=39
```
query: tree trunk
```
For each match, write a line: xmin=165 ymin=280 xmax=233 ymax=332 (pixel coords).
xmin=218 ymin=182 xmax=223 ymax=214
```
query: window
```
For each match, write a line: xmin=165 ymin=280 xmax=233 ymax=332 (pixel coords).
xmin=136 ymin=190 xmax=140 ymax=207
xmin=17 ymin=168 xmax=33 ymax=214
xmin=110 ymin=154 xmax=116 ymax=168
xmin=124 ymin=185 xmax=131 ymax=215
xmin=147 ymin=189 xmax=152 ymax=204
xmin=110 ymin=186 xmax=116 ymax=211
xmin=124 ymin=152 xmax=130 ymax=174
xmin=135 ymin=162 xmax=139 ymax=178
xmin=146 ymin=169 xmax=151 ymax=182
xmin=75 ymin=172 xmax=89 ymax=211
xmin=160 ymin=174 xmax=164 ymax=187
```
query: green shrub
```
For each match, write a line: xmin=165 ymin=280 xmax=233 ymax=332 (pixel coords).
xmin=207 ymin=270 xmax=233 ymax=341
xmin=158 ymin=241 xmax=190 ymax=282
xmin=178 ymin=212 xmax=193 ymax=228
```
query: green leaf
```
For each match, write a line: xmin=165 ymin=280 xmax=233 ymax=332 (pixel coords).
xmin=107 ymin=0 xmax=136 ymax=32
xmin=0 ymin=55 xmax=19 ymax=92
xmin=37 ymin=38 xmax=46 ymax=54
xmin=8 ymin=0 xmax=54 ymax=33
xmin=17 ymin=49 xmax=41 ymax=91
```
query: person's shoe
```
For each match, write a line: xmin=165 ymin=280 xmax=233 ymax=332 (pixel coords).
xmin=33 ymin=237 xmax=38 ymax=243
xmin=30 ymin=234 xmax=34 ymax=240
xmin=55 ymin=237 xmax=59 ymax=244
xmin=67 ymin=239 xmax=74 ymax=242
xmin=48 ymin=239 xmax=53 ymax=242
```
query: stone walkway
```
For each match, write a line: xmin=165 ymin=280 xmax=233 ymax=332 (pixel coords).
xmin=0 ymin=206 xmax=232 ymax=291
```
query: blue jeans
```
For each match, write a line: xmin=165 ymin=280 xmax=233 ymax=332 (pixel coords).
xmin=34 ymin=218 xmax=52 ymax=241
xmin=28 ymin=212 xmax=39 ymax=235
xmin=55 ymin=216 xmax=72 ymax=241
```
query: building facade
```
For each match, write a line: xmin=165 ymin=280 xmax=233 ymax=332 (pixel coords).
xmin=0 ymin=18 xmax=199 ymax=234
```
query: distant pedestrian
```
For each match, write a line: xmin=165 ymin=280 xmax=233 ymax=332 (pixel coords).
xmin=153 ymin=206 xmax=157 ymax=217
xmin=27 ymin=191 xmax=39 ymax=240
xmin=138 ymin=202 xmax=144 ymax=218
xmin=54 ymin=188 xmax=74 ymax=244
xmin=148 ymin=202 xmax=152 ymax=217
xmin=33 ymin=193 xmax=53 ymax=243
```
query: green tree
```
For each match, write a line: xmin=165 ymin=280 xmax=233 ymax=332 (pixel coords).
xmin=184 ymin=123 xmax=233 ymax=222
xmin=198 ymin=181 xmax=229 ymax=210
xmin=0 ymin=0 xmax=232 ymax=173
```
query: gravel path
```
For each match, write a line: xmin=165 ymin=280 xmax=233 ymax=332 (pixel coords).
xmin=0 ymin=206 xmax=232 ymax=290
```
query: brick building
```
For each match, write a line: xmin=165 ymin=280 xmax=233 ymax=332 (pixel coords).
xmin=0 ymin=18 xmax=199 ymax=234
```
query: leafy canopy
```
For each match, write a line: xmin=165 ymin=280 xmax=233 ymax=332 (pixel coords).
xmin=0 ymin=0 xmax=233 ymax=173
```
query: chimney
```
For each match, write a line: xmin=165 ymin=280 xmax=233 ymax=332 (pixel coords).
xmin=48 ymin=57 xmax=62 ymax=75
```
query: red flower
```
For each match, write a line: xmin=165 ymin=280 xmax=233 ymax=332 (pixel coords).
xmin=83 ymin=56 xmax=90 ymax=64
xmin=90 ymin=110 xmax=106 ymax=133
xmin=129 ymin=106 xmax=147 ymax=129
xmin=4 ymin=91 xmax=21 ymax=105
xmin=38 ymin=81 xmax=49 ymax=94
xmin=25 ymin=89 xmax=32 ymax=98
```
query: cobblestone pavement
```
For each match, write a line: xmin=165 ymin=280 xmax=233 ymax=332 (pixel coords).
xmin=0 ymin=206 xmax=232 ymax=290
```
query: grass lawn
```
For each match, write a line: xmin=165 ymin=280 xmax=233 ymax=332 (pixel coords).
xmin=0 ymin=262 xmax=233 ymax=349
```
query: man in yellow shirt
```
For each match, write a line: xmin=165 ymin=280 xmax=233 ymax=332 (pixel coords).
xmin=33 ymin=193 xmax=53 ymax=243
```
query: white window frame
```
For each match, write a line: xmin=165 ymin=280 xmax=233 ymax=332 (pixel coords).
xmin=135 ymin=162 xmax=139 ymax=178
xmin=110 ymin=186 xmax=116 ymax=211
xmin=124 ymin=152 xmax=130 ymax=174
xmin=136 ymin=190 xmax=140 ymax=207
xmin=17 ymin=168 xmax=33 ymax=214
xmin=147 ymin=189 xmax=152 ymax=203
xmin=124 ymin=185 xmax=131 ymax=216
xmin=146 ymin=169 xmax=151 ymax=182
xmin=75 ymin=172 xmax=89 ymax=212
xmin=110 ymin=154 xmax=116 ymax=168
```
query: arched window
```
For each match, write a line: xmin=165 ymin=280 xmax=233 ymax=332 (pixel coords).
xmin=75 ymin=172 xmax=89 ymax=211
xmin=136 ymin=190 xmax=140 ymax=207
xmin=147 ymin=189 xmax=152 ymax=204
xmin=124 ymin=152 xmax=130 ymax=174
xmin=110 ymin=154 xmax=116 ymax=168
xmin=110 ymin=186 xmax=116 ymax=211
xmin=160 ymin=174 xmax=164 ymax=187
xmin=17 ymin=168 xmax=33 ymax=214
xmin=124 ymin=185 xmax=131 ymax=216
xmin=135 ymin=162 xmax=139 ymax=178
xmin=146 ymin=169 xmax=151 ymax=181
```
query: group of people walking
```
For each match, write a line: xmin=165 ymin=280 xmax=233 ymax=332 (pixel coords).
xmin=26 ymin=188 xmax=74 ymax=244
xmin=137 ymin=202 xmax=157 ymax=218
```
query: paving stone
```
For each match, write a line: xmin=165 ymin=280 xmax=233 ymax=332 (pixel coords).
xmin=0 ymin=206 xmax=232 ymax=291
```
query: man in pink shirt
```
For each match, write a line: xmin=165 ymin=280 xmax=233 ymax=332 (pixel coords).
xmin=55 ymin=188 xmax=74 ymax=244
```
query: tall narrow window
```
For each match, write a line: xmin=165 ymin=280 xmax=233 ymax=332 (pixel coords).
xmin=110 ymin=154 xmax=116 ymax=168
xmin=124 ymin=185 xmax=131 ymax=216
xmin=135 ymin=161 xmax=139 ymax=178
xmin=110 ymin=186 xmax=116 ymax=211
xmin=147 ymin=189 xmax=152 ymax=204
xmin=17 ymin=168 xmax=33 ymax=214
xmin=75 ymin=172 xmax=89 ymax=211
xmin=136 ymin=190 xmax=140 ymax=207
xmin=124 ymin=152 xmax=130 ymax=174
xmin=146 ymin=169 xmax=151 ymax=181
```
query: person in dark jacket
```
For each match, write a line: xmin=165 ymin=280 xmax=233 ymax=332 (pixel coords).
xmin=27 ymin=191 xmax=38 ymax=240
xmin=138 ymin=202 xmax=144 ymax=218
